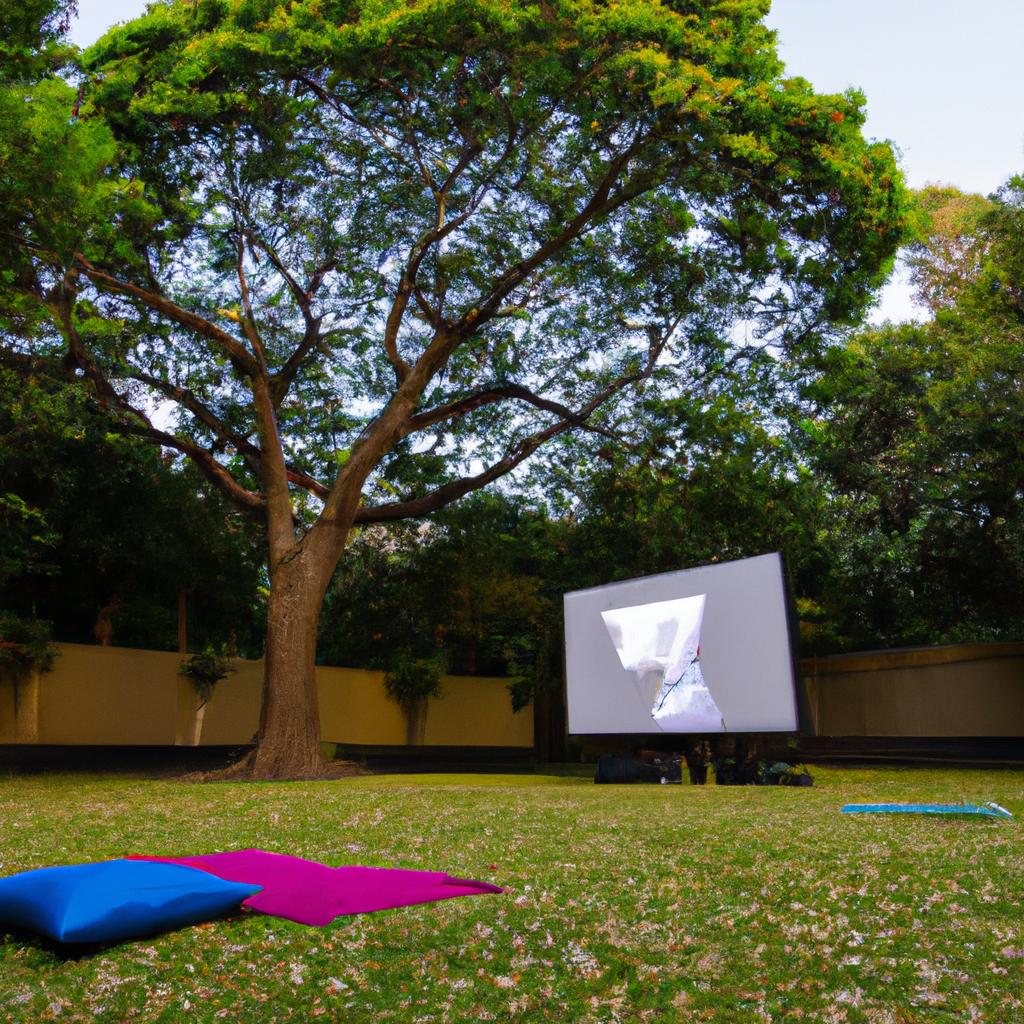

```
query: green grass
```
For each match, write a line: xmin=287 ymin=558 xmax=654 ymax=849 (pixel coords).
xmin=1 ymin=766 xmax=1022 ymax=1022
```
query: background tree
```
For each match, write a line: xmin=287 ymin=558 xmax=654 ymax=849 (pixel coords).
xmin=0 ymin=368 xmax=266 ymax=654
xmin=796 ymin=320 xmax=1024 ymax=650
xmin=0 ymin=0 xmax=906 ymax=778
xmin=0 ymin=0 xmax=76 ymax=82
xmin=796 ymin=175 xmax=1024 ymax=650
xmin=319 ymin=492 xmax=562 ymax=719
xmin=545 ymin=348 xmax=822 ymax=574
xmin=905 ymin=184 xmax=993 ymax=314
xmin=320 ymin=493 xmax=556 ymax=673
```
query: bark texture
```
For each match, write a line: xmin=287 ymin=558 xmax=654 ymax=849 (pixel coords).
xmin=245 ymin=549 xmax=329 ymax=778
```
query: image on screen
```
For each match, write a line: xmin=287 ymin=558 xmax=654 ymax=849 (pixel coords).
xmin=565 ymin=552 xmax=798 ymax=735
xmin=601 ymin=594 xmax=727 ymax=732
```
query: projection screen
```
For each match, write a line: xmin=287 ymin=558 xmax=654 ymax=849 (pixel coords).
xmin=564 ymin=552 xmax=799 ymax=734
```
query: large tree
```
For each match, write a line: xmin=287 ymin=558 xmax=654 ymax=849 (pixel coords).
xmin=0 ymin=0 xmax=906 ymax=777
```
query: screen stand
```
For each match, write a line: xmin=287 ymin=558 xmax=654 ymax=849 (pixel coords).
xmin=683 ymin=738 xmax=710 ymax=785
xmin=709 ymin=735 xmax=760 ymax=784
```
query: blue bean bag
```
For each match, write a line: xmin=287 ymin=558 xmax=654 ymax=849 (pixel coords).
xmin=0 ymin=859 xmax=262 ymax=943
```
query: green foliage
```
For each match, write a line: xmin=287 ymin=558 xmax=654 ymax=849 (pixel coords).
xmin=383 ymin=650 xmax=446 ymax=709
xmin=0 ymin=612 xmax=57 ymax=675
xmin=538 ymin=354 xmax=829 ymax=606
xmin=795 ymin=173 xmax=1024 ymax=651
xmin=0 ymin=76 xmax=136 ymax=339
xmin=0 ymin=368 xmax=266 ymax=654
xmin=179 ymin=643 xmax=237 ymax=706
xmin=506 ymin=675 xmax=536 ymax=714
xmin=969 ymin=175 xmax=1024 ymax=338
xmin=0 ymin=0 xmax=77 ymax=84
xmin=4 ymin=0 xmax=907 ymax=507
xmin=321 ymin=494 xmax=555 ymax=670
xmin=906 ymin=185 xmax=994 ymax=313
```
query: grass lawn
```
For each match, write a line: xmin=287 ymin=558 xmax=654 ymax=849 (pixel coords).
xmin=0 ymin=765 xmax=1021 ymax=1023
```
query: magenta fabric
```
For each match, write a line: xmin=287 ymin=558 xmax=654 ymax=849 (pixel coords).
xmin=128 ymin=850 xmax=502 ymax=926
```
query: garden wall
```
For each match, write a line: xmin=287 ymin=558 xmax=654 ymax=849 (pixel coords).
xmin=800 ymin=642 xmax=1024 ymax=737
xmin=0 ymin=642 xmax=533 ymax=749
xmin=4 ymin=641 xmax=1022 ymax=751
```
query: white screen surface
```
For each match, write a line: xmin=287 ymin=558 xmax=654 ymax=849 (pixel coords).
xmin=565 ymin=553 xmax=798 ymax=734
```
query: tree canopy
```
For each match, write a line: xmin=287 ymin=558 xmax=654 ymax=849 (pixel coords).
xmin=0 ymin=0 xmax=77 ymax=82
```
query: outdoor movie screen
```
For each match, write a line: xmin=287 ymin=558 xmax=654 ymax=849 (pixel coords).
xmin=564 ymin=553 xmax=799 ymax=735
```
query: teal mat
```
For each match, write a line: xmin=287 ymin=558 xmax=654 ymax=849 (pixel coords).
xmin=842 ymin=802 xmax=1012 ymax=819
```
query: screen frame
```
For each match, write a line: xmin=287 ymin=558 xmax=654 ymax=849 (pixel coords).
xmin=563 ymin=552 xmax=804 ymax=737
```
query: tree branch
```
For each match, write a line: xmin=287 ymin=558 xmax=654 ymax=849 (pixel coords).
xmin=407 ymin=382 xmax=623 ymax=440
xmin=272 ymin=313 xmax=324 ymax=405
xmin=129 ymin=422 xmax=266 ymax=516
xmin=122 ymin=369 xmax=260 ymax=465
xmin=286 ymin=466 xmax=330 ymax=501
xmin=1 ymin=315 xmax=263 ymax=516
xmin=379 ymin=107 xmax=517 ymax=378
xmin=355 ymin=316 xmax=679 ymax=525
xmin=0 ymin=346 xmax=51 ymax=375
xmin=243 ymin=234 xmax=333 ymax=404
xmin=460 ymin=141 xmax=654 ymax=331
xmin=108 ymin=359 xmax=333 ymax=505
xmin=72 ymin=255 xmax=259 ymax=378
xmin=412 ymin=138 xmax=660 ymax=384
xmin=353 ymin=418 xmax=572 ymax=524
xmin=382 ymin=203 xmax=480 ymax=383
xmin=37 ymin=280 xmax=268 ymax=517
xmin=294 ymin=73 xmax=405 ymax=151
xmin=236 ymin=232 xmax=269 ymax=373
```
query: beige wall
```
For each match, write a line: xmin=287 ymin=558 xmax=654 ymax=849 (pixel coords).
xmin=33 ymin=644 xmax=181 ymax=745
xmin=0 ymin=670 xmax=17 ymax=740
xmin=424 ymin=674 xmax=534 ymax=747
xmin=317 ymin=666 xmax=408 ymax=746
xmin=801 ymin=642 xmax=1024 ymax=736
xmin=12 ymin=641 xmax=1020 ymax=748
xmin=187 ymin=658 xmax=262 ymax=746
xmin=0 ymin=642 xmax=533 ymax=748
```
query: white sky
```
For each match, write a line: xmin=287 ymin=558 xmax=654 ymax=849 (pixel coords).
xmin=765 ymin=0 xmax=1024 ymax=198
xmin=71 ymin=0 xmax=1024 ymax=324
xmin=765 ymin=1 xmax=1024 ymax=322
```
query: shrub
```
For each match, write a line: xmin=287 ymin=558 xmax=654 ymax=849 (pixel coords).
xmin=179 ymin=643 xmax=236 ymax=707
xmin=383 ymin=651 xmax=445 ymax=710
xmin=0 ymin=613 xmax=57 ymax=676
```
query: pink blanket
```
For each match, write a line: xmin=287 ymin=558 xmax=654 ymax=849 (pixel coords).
xmin=130 ymin=850 xmax=502 ymax=926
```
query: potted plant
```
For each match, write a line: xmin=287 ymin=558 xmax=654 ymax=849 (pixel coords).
xmin=179 ymin=643 xmax=236 ymax=745
xmin=384 ymin=651 xmax=445 ymax=746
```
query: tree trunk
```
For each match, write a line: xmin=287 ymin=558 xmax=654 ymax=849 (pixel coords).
xmin=226 ymin=379 xmax=400 ymax=781
xmin=242 ymin=549 xmax=331 ymax=779
xmin=404 ymin=697 xmax=428 ymax=746
xmin=94 ymin=597 xmax=120 ymax=646
xmin=190 ymin=698 xmax=208 ymax=747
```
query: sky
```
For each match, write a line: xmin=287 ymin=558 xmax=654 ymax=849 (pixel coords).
xmin=765 ymin=0 xmax=1024 ymax=320
xmin=70 ymin=0 xmax=1024 ymax=322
